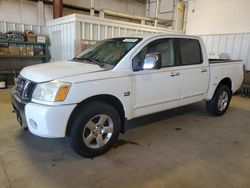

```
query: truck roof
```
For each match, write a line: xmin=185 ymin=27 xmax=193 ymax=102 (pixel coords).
xmin=115 ymin=33 xmax=201 ymax=40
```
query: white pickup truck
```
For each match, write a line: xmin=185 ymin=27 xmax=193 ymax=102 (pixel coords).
xmin=12 ymin=34 xmax=244 ymax=157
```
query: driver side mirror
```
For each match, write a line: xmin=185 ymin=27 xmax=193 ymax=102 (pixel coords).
xmin=132 ymin=52 xmax=162 ymax=71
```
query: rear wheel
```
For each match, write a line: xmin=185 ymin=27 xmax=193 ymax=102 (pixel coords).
xmin=206 ymin=85 xmax=232 ymax=116
xmin=68 ymin=101 xmax=121 ymax=157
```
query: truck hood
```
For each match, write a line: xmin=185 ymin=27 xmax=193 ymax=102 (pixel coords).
xmin=20 ymin=61 xmax=105 ymax=83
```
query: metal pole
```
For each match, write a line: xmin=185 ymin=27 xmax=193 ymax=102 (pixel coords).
xmin=53 ymin=0 xmax=63 ymax=19
xmin=182 ymin=1 xmax=188 ymax=33
xmin=146 ymin=0 xmax=149 ymax=17
xmin=90 ymin=0 xmax=95 ymax=16
xmin=38 ymin=1 xmax=45 ymax=25
xmin=154 ymin=0 xmax=159 ymax=26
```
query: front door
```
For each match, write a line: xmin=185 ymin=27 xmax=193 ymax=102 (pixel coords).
xmin=132 ymin=38 xmax=180 ymax=118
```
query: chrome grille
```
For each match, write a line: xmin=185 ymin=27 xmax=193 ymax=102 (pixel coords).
xmin=16 ymin=76 xmax=36 ymax=101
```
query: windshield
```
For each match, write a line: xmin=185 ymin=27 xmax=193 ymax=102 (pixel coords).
xmin=73 ymin=37 xmax=142 ymax=69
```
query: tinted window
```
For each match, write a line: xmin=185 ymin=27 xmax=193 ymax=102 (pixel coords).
xmin=134 ymin=39 xmax=175 ymax=67
xmin=75 ymin=38 xmax=141 ymax=69
xmin=178 ymin=39 xmax=203 ymax=65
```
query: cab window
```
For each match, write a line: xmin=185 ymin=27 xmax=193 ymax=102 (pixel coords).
xmin=178 ymin=38 xmax=203 ymax=65
xmin=133 ymin=38 xmax=175 ymax=67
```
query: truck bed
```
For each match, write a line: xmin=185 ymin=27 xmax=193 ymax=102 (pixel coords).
xmin=209 ymin=59 xmax=242 ymax=64
xmin=207 ymin=59 xmax=244 ymax=98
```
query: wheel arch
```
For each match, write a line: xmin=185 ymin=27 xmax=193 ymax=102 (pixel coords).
xmin=66 ymin=94 xmax=126 ymax=136
xmin=206 ymin=77 xmax=232 ymax=101
xmin=206 ymin=78 xmax=232 ymax=116
xmin=218 ymin=77 xmax=232 ymax=91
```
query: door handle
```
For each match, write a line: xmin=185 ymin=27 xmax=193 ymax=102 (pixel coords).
xmin=200 ymin=68 xmax=207 ymax=73
xmin=170 ymin=72 xmax=180 ymax=77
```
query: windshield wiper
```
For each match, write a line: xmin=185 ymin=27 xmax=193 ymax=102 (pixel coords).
xmin=87 ymin=58 xmax=105 ymax=68
xmin=72 ymin=57 xmax=81 ymax=61
xmin=75 ymin=57 xmax=105 ymax=68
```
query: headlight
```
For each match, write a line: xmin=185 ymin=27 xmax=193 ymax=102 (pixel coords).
xmin=32 ymin=81 xmax=71 ymax=102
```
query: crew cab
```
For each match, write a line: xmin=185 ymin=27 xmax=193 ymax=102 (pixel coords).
xmin=12 ymin=34 xmax=244 ymax=157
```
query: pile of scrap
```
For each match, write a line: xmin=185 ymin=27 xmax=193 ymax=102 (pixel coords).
xmin=240 ymin=71 xmax=250 ymax=96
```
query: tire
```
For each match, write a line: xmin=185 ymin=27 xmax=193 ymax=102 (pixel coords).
xmin=68 ymin=101 xmax=121 ymax=158
xmin=206 ymin=85 xmax=232 ymax=116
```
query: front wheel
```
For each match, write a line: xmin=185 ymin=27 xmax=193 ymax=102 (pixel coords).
xmin=206 ymin=85 xmax=232 ymax=116
xmin=68 ymin=101 xmax=121 ymax=158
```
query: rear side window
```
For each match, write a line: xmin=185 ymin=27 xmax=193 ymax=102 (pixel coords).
xmin=178 ymin=39 xmax=203 ymax=65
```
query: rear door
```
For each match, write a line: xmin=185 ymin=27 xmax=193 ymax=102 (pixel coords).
xmin=176 ymin=38 xmax=209 ymax=105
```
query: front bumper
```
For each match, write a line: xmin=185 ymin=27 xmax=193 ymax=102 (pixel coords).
xmin=12 ymin=91 xmax=76 ymax=138
xmin=12 ymin=90 xmax=28 ymax=127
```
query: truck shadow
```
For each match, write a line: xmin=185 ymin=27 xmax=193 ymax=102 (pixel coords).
xmin=125 ymin=101 xmax=208 ymax=131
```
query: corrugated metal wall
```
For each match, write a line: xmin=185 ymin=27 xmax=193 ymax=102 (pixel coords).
xmin=47 ymin=21 xmax=75 ymax=61
xmin=79 ymin=22 xmax=158 ymax=41
xmin=0 ymin=21 xmax=47 ymax=35
xmin=47 ymin=14 xmax=179 ymax=61
xmin=75 ymin=20 xmax=166 ymax=55
xmin=200 ymin=33 xmax=250 ymax=70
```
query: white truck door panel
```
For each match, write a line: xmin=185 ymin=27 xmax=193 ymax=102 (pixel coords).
xmin=131 ymin=38 xmax=180 ymax=118
xmin=176 ymin=38 xmax=210 ymax=105
xmin=133 ymin=69 xmax=180 ymax=117
xmin=179 ymin=65 xmax=209 ymax=105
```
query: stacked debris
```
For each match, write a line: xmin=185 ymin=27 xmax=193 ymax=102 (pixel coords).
xmin=0 ymin=31 xmax=25 ymax=41
xmin=241 ymin=71 xmax=250 ymax=96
